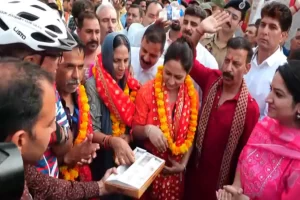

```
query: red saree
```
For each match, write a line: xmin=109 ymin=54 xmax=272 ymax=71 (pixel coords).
xmin=133 ymin=80 xmax=199 ymax=200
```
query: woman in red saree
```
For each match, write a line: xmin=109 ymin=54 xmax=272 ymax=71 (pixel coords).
xmin=217 ymin=60 xmax=300 ymax=200
xmin=132 ymin=37 xmax=199 ymax=200
xmin=85 ymin=32 xmax=140 ymax=200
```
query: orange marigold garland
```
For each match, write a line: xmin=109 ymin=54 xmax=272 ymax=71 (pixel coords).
xmin=92 ymin=66 xmax=137 ymax=137
xmin=154 ymin=66 xmax=198 ymax=155
xmin=60 ymin=84 xmax=93 ymax=181
xmin=110 ymin=84 xmax=137 ymax=137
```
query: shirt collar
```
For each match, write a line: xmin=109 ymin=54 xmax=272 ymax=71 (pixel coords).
xmin=140 ymin=64 xmax=157 ymax=73
xmin=213 ymin=33 xmax=228 ymax=49
xmin=252 ymin=46 xmax=283 ymax=67
xmin=60 ymin=92 xmax=78 ymax=110
xmin=217 ymin=78 xmax=242 ymax=101
xmin=166 ymin=30 xmax=173 ymax=44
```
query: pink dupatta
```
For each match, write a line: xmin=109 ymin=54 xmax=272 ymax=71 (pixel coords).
xmin=239 ymin=116 xmax=300 ymax=200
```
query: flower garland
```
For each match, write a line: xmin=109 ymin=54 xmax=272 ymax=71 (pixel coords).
xmin=154 ymin=66 xmax=198 ymax=155
xmin=92 ymin=66 xmax=137 ymax=137
xmin=60 ymin=84 xmax=93 ymax=181
xmin=110 ymin=84 xmax=137 ymax=137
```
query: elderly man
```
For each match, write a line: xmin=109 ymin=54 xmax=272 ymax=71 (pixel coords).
xmin=96 ymin=3 xmax=118 ymax=44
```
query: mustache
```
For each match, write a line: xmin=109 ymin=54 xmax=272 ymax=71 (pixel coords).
xmin=226 ymin=22 xmax=231 ymax=28
xmin=222 ymin=72 xmax=234 ymax=80
xmin=171 ymin=20 xmax=181 ymax=31
xmin=67 ymin=79 xmax=80 ymax=85
xmin=87 ymin=40 xmax=98 ymax=46
xmin=183 ymin=30 xmax=192 ymax=36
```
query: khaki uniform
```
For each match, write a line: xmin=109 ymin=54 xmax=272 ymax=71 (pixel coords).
xmin=201 ymin=33 xmax=228 ymax=69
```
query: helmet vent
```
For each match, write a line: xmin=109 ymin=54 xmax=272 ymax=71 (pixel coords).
xmin=46 ymin=25 xmax=62 ymax=34
xmin=31 ymin=32 xmax=55 ymax=43
xmin=18 ymin=12 xmax=39 ymax=21
xmin=31 ymin=5 xmax=47 ymax=11
xmin=45 ymin=30 xmax=58 ymax=38
xmin=0 ymin=18 xmax=9 ymax=31
xmin=8 ymin=1 xmax=20 ymax=3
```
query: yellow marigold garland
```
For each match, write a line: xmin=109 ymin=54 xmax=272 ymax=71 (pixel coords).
xmin=110 ymin=84 xmax=137 ymax=137
xmin=91 ymin=65 xmax=137 ymax=137
xmin=60 ymin=84 xmax=91 ymax=181
xmin=154 ymin=66 xmax=198 ymax=155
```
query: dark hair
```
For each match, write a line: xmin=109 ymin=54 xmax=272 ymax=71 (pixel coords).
xmin=181 ymin=0 xmax=188 ymax=8
xmin=0 ymin=43 xmax=36 ymax=58
xmin=143 ymin=24 xmax=166 ymax=53
xmin=129 ymin=4 xmax=144 ymax=17
xmin=70 ymin=32 xmax=85 ymax=56
xmin=227 ymin=37 xmax=253 ymax=63
xmin=247 ymin=24 xmax=258 ymax=35
xmin=255 ymin=18 xmax=261 ymax=27
xmin=72 ymin=0 xmax=95 ymax=20
xmin=77 ymin=11 xmax=99 ymax=29
xmin=261 ymin=2 xmax=292 ymax=32
xmin=188 ymin=0 xmax=199 ymax=6
xmin=113 ymin=35 xmax=130 ymax=89
xmin=146 ymin=0 xmax=163 ymax=12
xmin=164 ymin=37 xmax=194 ymax=73
xmin=289 ymin=49 xmax=300 ymax=61
xmin=277 ymin=60 xmax=300 ymax=104
xmin=0 ymin=58 xmax=54 ymax=142
xmin=185 ymin=5 xmax=207 ymax=21
xmin=47 ymin=2 xmax=63 ymax=18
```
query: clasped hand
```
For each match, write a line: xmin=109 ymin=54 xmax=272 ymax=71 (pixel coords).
xmin=216 ymin=185 xmax=249 ymax=200
xmin=64 ymin=134 xmax=100 ymax=166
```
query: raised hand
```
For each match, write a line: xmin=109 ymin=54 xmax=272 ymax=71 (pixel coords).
xmin=197 ymin=11 xmax=231 ymax=35
xmin=154 ymin=18 xmax=172 ymax=31
xmin=64 ymin=134 xmax=100 ymax=166
xmin=110 ymin=136 xmax=135 ymax=165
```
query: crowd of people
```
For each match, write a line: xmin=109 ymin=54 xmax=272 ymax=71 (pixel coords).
xmin=0 ymin=0 xmax=300 ymax=199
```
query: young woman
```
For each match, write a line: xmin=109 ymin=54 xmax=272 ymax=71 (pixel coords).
xmin=85 ymin=32 xmax=140 ymax=200
xmin=217 ymin=60 xmax=300 ymax=200
xmin=132 ymin=37 xmax=199 ymax=200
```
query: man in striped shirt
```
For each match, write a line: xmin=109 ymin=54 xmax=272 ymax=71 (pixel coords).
xmin=35 ymin=90 xmax=70 ymax=177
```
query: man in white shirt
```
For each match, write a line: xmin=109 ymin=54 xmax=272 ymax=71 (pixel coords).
xmin=131 ymin=24 xmax=166 ymax=84
xmin=245 ymin=2 xmax=293 ymax=119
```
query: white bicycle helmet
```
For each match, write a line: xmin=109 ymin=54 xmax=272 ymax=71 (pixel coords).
xmin=0 ymin=0 xmax=77 ymax=52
